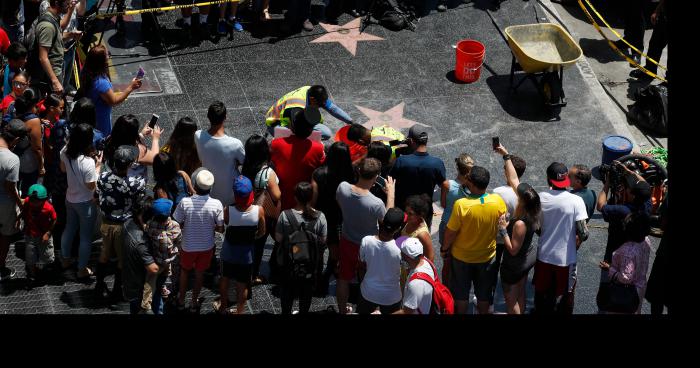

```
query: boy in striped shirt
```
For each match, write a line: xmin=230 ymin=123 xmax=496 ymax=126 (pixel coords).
xmin=173 ymin=168 xmax=224 ymax=313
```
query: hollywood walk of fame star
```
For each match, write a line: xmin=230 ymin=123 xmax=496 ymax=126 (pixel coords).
xmin=355 ymin=102 xmax=430 ymax=130
xmin=310 ymin=18 xmax=384 ymax=56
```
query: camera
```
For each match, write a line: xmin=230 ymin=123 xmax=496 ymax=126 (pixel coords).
xmin=599 ymin=162 xmax=624 ymax=186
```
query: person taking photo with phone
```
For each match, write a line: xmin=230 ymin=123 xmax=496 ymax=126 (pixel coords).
xmin=80 ymin=45 xmax=141 ymax=136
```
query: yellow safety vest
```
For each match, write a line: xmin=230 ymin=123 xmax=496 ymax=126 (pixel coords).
xmin=370 ymin=125 xmax=405 ymax=160
xmin=265 ymin=86 xmax=324 ymax=127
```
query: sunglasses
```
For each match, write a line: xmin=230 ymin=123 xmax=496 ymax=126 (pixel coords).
xmin=12 ymin=81 xmax=28 ymax=88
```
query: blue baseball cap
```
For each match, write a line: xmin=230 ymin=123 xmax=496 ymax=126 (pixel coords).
xmin=233 ymin=175 xmax=254 ymax=207
xmin=152 ymin=198 xmax=173 ymax=217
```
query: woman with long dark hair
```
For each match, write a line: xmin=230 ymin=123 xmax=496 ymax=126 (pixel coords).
xmin=80 ymin=45 xmax=141 ymax=136
xmin=60 ymin=123 xmax=101 ymax=280
xmin=161 ymin=116 xmax=201 ymax=176
xmin=311 ymin=141 xmax=354 ymax=294
xmin=497 ymin=182 xmax=541 ymax=314
xmin=104 ymin=114 xmax=162 ymax=181
xmin=599 ymin=212 xmax=652 ymax=314
xmin=275 ymin=182 xmax=327 ymax=314
xmin=153 ymin=152 xmax=194 ymax=210
xmin=240 ymin=134 xmax=280 ymax=285
xmin=68 ymin=97 xmax=106 ymax=151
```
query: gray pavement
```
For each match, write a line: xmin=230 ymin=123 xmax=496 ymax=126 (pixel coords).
xmin=0 ymin=0 xmax=664 ymax=314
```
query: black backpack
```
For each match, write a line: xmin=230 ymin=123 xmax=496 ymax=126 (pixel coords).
xmin=628 ymin=84 xmax=669 ymax=136
xmin=276 ymin=210 xmax=319 ymax=281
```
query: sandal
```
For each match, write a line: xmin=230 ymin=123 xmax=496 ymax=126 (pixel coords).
xmin=252 ymin=275 xmax=266 ymax=286
xmin=76 ymin=267 xmax=94 ymax=281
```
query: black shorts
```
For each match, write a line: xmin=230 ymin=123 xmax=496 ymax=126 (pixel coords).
xmin=221 ymin=261 xmax=253 ymax=285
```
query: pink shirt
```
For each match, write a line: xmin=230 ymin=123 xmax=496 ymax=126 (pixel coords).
xmin=609 ymin=238 xmax=652 ymax=299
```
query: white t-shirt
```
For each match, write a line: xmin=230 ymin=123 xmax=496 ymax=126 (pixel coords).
xmin=537 ymin=189 xmax=588 ymax=266
xmin=194 ymin=130 xmax=245 ymax=206
xmin=404 ymin=260 xmax=435 ymax=314
xmin=359 ymin=236 xmax=402 ymax=306
xmin=493 ymin=185 xmax=517 ymax=218
xmin=493 ymin=185 xmax=517 ymax=244
xmin=173 ymin=194 xmax=224 ymax=252
xmin=60 ymin=147 xmax=97 ymax=203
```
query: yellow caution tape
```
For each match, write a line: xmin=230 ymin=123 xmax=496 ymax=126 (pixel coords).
xmin=73 ymin=55 xmax=80 ymax=90
xmin=578 ymin=0 xmax=666 ymax=82
xmin=95 ymin=0 xmax=240 ymax=18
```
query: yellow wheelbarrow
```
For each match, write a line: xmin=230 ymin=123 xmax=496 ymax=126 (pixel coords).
xmin=505 ymin=23 xmax=582 ymax=120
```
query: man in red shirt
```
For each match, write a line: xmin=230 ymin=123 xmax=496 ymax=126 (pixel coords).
xmin=271 ymin=108 xmax=326 ymax=210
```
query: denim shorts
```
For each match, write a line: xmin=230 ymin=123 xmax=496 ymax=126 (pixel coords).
xmin=449 ymin=256 xmax=497 ymax=302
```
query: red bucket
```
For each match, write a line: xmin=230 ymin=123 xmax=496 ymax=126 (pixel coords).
xmin=455 ymin=39 xmax=485 ymax=83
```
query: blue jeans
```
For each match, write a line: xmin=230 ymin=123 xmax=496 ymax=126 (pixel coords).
xmin=266 ymin=123 xmax=332 ymax=141
xmin=62 ymin=46 xmax=76 ymax=90
xmin=61 ymin=200 xmax=98 ymax=270
xmin=150 ymin=269 xmax=169 ymax=315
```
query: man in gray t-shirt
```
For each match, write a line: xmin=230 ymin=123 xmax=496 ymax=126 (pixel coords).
xmin=194 ymin=101 xmax=246 ymax=206
xmin=334 ymin=158 xmax=394 ymax=314
xmin=0 ymin=120 xmax=28 ymax=280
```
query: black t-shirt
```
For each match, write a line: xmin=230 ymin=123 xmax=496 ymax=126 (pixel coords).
xmin=312 ymin=166 xmax=344 ymax=226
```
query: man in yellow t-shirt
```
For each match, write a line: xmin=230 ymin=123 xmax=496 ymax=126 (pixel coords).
xmin=441 ymin=166 xmax=506 ymax=315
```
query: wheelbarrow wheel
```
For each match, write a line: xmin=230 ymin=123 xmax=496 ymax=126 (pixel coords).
xmin=541 ymin=72 xmax=563 ymax=120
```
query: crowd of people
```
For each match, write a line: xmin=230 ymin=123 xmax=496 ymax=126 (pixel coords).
xmin=0 ymin=0 xmax=669 ymax=315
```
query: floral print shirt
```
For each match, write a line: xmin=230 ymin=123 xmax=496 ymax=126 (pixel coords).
xmin=97 ymin=171 xmax=146 ymax=222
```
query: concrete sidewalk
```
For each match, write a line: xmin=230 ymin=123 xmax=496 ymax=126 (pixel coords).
xmin=542 ymin=0 xmax=668 ymax=150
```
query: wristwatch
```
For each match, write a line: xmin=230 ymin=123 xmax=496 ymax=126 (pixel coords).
xmin=503 ymin=154 xmax=512 ymax=161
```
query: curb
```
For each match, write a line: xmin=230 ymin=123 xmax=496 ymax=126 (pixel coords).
xmin=537 ymin=0 xmax=641 ymax=151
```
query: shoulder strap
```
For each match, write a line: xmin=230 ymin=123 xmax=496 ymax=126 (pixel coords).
xmin=409 ymin=271 xmax=435 ymax=286
xmin=285 ymin=209 xmax=301 ymax=232
xmin=35 ymin=13 xmax=61 ymax=47
xmin=257 ymin=165 xmax=269 ymax=189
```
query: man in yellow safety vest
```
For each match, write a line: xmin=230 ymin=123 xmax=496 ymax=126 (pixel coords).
xmin=336 ymin=123 xmax=407 ymax=163
xmin=265 ymin=85 xmax=353 ymax=140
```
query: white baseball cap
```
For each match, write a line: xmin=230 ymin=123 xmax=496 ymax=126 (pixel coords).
xmin=192 ymin=168 xmax=215 ymax=191
xmin=400 ymin=237 xmax=423 ymax=260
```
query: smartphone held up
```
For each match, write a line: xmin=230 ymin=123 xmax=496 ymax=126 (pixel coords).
xmin=148 ymin=114 xmax=159 ymax=129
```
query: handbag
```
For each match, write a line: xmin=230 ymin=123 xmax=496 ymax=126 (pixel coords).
xmin=606 ymin=273 xmax=641 ymax=313
xmin=254 ymin=166 xmax=280 ymax=219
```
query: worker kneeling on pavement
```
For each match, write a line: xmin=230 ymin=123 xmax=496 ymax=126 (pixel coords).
xmin=336 ymin=123 xmax=407 ymax=163
xmin=265 ymin=85 xmax=353 ymax=140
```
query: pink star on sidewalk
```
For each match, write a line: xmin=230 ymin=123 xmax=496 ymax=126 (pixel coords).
xmin=355 ymin=102 xmax=429 ymax=130
xmin=310 ymin=18 xmax=384 ymax=56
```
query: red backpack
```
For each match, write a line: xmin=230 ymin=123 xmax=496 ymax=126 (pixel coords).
xmin=408 ymin=258 xmax=455 ymax=315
